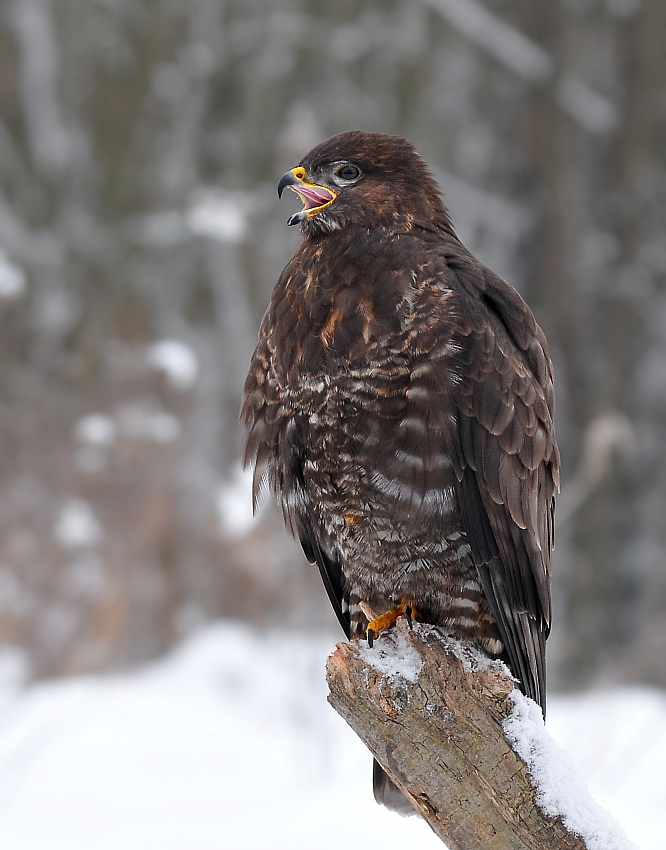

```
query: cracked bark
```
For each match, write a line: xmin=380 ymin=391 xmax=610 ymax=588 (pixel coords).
xmin=326 ymin=619 xmax=588 ymax=850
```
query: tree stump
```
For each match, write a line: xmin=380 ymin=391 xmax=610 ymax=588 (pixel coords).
xmin=326 ymin=619 xmax=630 ymax=850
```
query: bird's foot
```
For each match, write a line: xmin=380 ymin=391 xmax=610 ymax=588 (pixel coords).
xmin=365 ymin=602 xmax=419 ymax=648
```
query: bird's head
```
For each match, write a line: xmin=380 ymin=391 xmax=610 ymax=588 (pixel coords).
xmin=277 ymin=131 xmax=451 ymax=238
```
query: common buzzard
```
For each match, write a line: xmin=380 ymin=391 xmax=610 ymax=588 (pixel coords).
xmin=241 ymin=131 xmax=559 ymax=813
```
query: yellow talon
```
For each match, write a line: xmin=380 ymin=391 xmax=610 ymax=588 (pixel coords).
xmin=365 ymin=602 xmax=419 ymax=647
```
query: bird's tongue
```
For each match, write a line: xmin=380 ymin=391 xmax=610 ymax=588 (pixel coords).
xmin=293 ymin=184 xmax=335 ymax=210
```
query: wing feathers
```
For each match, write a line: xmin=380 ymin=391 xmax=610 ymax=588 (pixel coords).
xmin=451 ymin=265 xmax=558 ymax=713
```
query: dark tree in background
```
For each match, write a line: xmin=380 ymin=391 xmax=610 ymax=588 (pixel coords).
xmin=0 ymin=0 xmax=664 ymax=688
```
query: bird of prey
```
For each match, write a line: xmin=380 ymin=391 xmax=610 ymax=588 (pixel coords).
xmin=241 ymin=130 xmax=559 ymax=814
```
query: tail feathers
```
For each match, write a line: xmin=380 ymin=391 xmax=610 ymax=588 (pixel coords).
xmin=372 ymin=759 xmax=417 ymax=816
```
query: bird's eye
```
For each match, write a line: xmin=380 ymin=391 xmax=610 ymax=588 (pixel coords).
xmin=336 ymin=164 xmax=361 ymax=182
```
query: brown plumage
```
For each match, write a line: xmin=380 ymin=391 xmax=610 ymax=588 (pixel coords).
xmin=241 ymin=130 xmax=559 ymax=813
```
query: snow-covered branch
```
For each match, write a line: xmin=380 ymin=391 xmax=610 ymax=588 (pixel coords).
xmin=326 ymin=619 xmax=634 ymax=850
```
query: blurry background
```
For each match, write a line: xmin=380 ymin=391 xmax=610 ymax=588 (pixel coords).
xmin=0 ymin=0 xmax=665 ymax=695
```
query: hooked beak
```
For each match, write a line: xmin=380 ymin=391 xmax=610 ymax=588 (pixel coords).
xmin=277 ymin=167 xmax=337 ymax=226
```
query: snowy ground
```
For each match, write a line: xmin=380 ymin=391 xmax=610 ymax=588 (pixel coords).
xmin=0 ymin=623 xmax=662 ymax=849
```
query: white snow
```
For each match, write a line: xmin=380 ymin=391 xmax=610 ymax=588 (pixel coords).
xmin=53 ymin=498 xmax=103 ymax=549
xmin=186 ymin=190 xmax=250 ymax=243
xmin=0 ymin=250 xmax=26 ymax=299
xmin=433 ymin=628 xmax=516 ymax=680
xmin=75 ymin=407 xmax=182 ymax=447
xmin=73 ymin=414 xmax=117 ymax=446
xmin=0 ymin=646 xmax=29 ymax=691
xmin=357 ymin=628 xmax=424 ymax=683
xmin=116 ymin=405 xmax=181 ymax=443
xmin=146 ymin=340 xmax=199 ymax=390
xmin=216 ymin=464 xmax=262 ymax=538
xmin=503 ymin=691 xmax=636 ymax=850
xmin=547 ymin=687 xmax=666 ymax=850
xmin=0 ymin=626 xmax=440 ymax=849
xmin=133 ymin=189 xmax=254 ymax=248
xmin=0 ymin=622 xmax=661 ymax=849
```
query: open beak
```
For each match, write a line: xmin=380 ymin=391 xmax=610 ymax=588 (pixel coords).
xmin=277 ymin=167 xmax=337 ymax=226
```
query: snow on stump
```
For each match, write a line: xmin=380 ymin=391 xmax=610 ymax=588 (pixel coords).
xmin=326 ymin=619 xmax=634 ymax=850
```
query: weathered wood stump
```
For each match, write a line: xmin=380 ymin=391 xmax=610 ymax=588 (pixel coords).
xmin=327 ymin=618 xmax=600 ymax=850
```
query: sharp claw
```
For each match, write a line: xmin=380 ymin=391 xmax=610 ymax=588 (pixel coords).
xmin=367 ymin=628 xmax=375 ymax=648
xmin=405 ymin=605 xmax=413 ymax=630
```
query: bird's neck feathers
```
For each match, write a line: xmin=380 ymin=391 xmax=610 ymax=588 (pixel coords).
xmin=302 ymin=206 xmax=456 ymax=243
